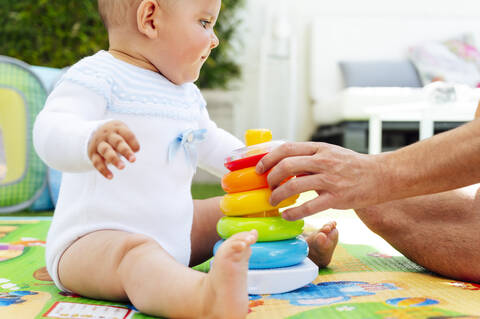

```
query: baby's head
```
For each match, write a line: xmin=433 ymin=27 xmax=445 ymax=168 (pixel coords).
xmin=98 ymin=0 xmax=221 ymax=85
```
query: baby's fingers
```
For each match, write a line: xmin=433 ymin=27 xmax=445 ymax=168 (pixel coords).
xmin=91 ymin=153 xmax=113 ymax=179
xmin=107 ymin=133 xmax=136 ymax=163
xmin=98 ymin=141 xmax=125 ymax=170
xmin=117 ymin=126 xmax=140 ymax=156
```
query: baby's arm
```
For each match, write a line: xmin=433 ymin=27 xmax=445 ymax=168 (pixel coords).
xmin=196 ymin=110 xmax=244 ymax=177
xmin=188 ymin=102 xmax=244 ymax=264
xmin=33 ymin=81 xmax=139 ymax=178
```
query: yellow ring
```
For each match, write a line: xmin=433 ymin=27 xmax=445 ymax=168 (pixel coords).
xmin=220 ymin=188 xmax=299 ymax=217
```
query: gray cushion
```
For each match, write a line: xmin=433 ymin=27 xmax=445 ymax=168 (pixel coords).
xmin=339 ymin=60 xmax=422 ymax=88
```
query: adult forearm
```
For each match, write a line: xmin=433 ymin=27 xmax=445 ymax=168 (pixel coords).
xmin=379 ymin=119 xmax=480 ymax=201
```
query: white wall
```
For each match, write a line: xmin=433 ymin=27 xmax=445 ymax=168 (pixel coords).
xmin=235 ymin=0 xmax=480 ymax=141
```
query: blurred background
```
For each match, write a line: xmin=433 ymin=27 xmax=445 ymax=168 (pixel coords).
xmin=1 ymin=0 xmax=480 ymax=213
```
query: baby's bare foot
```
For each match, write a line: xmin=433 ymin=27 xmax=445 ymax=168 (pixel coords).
xmin=305 ymin=221 xmax=338 ymax=268
xmin=202 ymin=230 xmax=258 ymax=319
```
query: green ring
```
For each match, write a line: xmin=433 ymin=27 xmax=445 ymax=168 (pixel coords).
xmin=217 ymin=217 xmax=304 ymax=242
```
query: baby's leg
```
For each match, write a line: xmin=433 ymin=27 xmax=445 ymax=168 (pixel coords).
xmin=304 ymin=221 xmax=339 ymax=268
xmin=58 ymin=229 xmax=257 ymax=318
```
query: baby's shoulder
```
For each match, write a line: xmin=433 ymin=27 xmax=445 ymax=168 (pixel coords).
xmin=63 ymin=51 xmax=115 ymax=82
xmin=55 ymin=51 xmax=117 ymax=98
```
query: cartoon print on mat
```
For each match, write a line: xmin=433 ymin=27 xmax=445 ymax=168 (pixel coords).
xmin=33 ymin=267 xmax=53 ymax=282
xmin=0 ymin=278 xmax=22 ymax=291
xmin=43 ymin=302 xmax=137 ymax=319
xmin=268 ymin=281 xmax=399 ymax=306
xmin=0 ymin=291 xmax=37 ymax=306
xmin=445 ymin=281 xmax=480 ymax=291
xmin=0 ymin=226 xmax=17 ymax=239
xmin=386 ymin=297 xmax=439 ymax=307
xmin=368 ymin=251 xmax=393 ymax=259
xmin=0 ymin=225 xmax=45 ymax=262
xmin=0 ymin=290 xmax=52 ymax=319
xmin=377 ymin=307 xmax=475 ymax=318
xmin=248 ymin=295 xmax=264 ymax=311
xmin=0 ymin=243 xmax=24 ymax=261
xmin=427 ymin=317 xmax=480 ymax=318
xmin=11 ymin=237 xmax=45 ymax=247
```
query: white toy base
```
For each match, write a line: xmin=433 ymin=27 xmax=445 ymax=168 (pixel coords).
xmin=247 ymin=258 xmax=318 ymax=295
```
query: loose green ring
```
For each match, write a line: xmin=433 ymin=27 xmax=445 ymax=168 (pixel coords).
xmin=217 ymin=216 xmax=304 ymax=242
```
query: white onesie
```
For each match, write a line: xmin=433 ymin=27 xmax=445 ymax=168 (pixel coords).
xmin=33 ymin=51 xmax=243 ymax=291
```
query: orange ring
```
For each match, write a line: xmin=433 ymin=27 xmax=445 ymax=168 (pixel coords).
xmin=221 ymin=167 xmax=268 ymax=193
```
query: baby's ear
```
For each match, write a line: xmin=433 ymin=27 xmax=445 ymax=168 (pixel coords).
xmin=136 ymin=0 xmax=161 ymax=39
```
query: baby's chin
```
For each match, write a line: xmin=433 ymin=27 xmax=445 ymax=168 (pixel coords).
xmin=163 ymin=71 xmax=201 ymax=85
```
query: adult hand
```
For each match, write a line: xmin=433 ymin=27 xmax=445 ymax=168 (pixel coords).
xmin=256 ymin=142 xmax=386 ymax=220
xmin=88 ymin=120 xmax=140 ymax=179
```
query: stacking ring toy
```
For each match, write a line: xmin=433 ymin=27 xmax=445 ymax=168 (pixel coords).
xmin=224 ymin=141 xmax=284 ymax=171
xmin=214 ymin=237 xmax=308 ymax=269
xmin=220 ymin=188 xmax=299 ymax=216
xmin=246 ymin=210 xmax=280 ymax=218
xmin=221 ymin=167 xmax=269 ymax=193
xmin=245 ymin=129 xmax=272 ymax=146
xmin=217 ymin=217 xmax=304 ymax=242
xmin=224 ymin=153 xmax=267 ymax=172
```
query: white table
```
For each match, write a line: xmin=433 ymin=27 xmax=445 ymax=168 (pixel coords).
xmin=367 ymin=101 xmax=477 ymax=154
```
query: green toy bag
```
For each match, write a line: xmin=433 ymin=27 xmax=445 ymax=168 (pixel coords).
xmin=0 ymin=56 xmax=48 ymax=213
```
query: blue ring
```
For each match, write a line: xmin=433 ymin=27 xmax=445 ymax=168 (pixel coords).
xmin=213 ymin=237 xmax=308 ymax=269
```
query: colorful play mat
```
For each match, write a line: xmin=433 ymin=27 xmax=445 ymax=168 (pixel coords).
xmin=1 ymin=213 xmax=480 ymax=319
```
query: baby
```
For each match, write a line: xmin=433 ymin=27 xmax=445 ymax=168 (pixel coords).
xmin=33 ymin=0 xmax=338 ymax=318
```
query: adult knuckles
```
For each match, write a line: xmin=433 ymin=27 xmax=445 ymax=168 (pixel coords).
xmin=311 ymin=155 xmax=326 ymax=169
xmin=279 ymin=142 xmax=296 ymax=156
xmin=284 ymin=178 xmax=299 ymax=194
xmin=278 ymin=158 xmax=294 ymax=175
xmin=302 ymin=200 xmax=317 ymax=215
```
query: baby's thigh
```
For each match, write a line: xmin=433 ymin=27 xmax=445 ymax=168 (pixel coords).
xmin=58 ymin=230 xmax=154 ymax=301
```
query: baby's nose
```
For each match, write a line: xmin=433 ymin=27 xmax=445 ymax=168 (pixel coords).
xmin=211 ymin=32 xmax=219 ymax=49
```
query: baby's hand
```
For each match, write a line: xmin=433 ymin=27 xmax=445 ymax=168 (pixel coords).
xmin=88 ymin=121 xmax=140 ymax=179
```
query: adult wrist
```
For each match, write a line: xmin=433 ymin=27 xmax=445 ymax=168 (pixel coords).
xmin=370 ymin=151 xmax=397 ymax=205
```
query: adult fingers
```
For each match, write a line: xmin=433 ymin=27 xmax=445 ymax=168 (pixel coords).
xmin=256 ymin=142 xmax=318 ymax=174
xmin=281 ymin=192 xmax=335 ymax=221
xmin=267 ymin=155 xmax=320 ymax=190
xmin=91 ymin=153 xmax=112 ymax=179
xmin=270 ymin=174 xmax=328 ymax=206
xmin=97 ymin=141 xmax=124 ymax=170
xmin=107 ymin=133 xmax=135 ymax=163
xmin=116 ymin=125 xmax=140 ymax=155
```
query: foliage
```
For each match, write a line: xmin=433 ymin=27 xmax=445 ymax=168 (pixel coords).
xmin=197 ymin=0 xmax=244 ymax=89
xmin=0 ymin=0 xmax=244 ymax=89
xmin=191 ymin=183 xmax=225 ymax=199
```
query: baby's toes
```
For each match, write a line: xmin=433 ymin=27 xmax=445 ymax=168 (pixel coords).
xmin=321 ymin=221 xmax=337 ymax=233
xmin=222 ymin=231 xmax=258 ymax=256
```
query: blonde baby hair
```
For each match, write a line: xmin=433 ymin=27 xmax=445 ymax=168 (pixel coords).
xmin=98 ymin=0 xmax=143 ymax=30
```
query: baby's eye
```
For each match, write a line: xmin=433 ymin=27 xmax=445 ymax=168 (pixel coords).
xmin=200 ymin=20 xmax=211 ymax=28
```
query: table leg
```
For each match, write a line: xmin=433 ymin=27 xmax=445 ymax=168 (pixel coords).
xmin=369 ymin=116 xmax=382 ymax=154
xmin=419 ymin=119 xmax=434 ymax=140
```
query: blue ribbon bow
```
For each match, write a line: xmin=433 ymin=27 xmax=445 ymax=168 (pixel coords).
xmin=167 ymin=128 xmax=207 ymax=169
